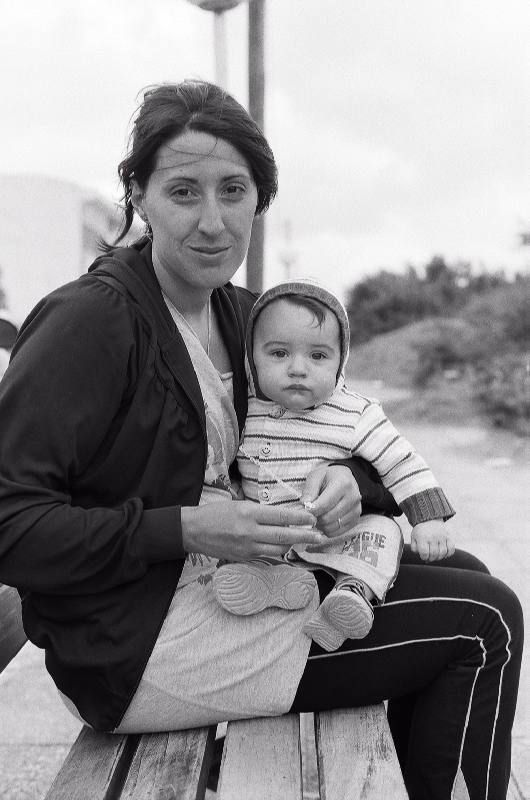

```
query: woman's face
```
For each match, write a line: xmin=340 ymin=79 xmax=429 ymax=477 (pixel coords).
xmin=135 ymin=130 xmax=258 ymax=294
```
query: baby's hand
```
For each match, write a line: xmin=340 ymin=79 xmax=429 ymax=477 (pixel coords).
xmin=410 ymin=520 xmax=456 ymax=562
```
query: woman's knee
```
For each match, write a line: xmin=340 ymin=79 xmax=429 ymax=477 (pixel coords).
xmin=468 ymin=572 xmax=524 ymax=662
xmin=401 ymin=544 xmax=491 ymax=574
xmin=445 ymin=547 xmax=491 ymax=574
xmin=490 ymin=576 xmax=524 ymax=648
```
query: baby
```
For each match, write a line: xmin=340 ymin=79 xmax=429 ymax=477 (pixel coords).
xmin=213 ymin=280 xmax=455 ymax=651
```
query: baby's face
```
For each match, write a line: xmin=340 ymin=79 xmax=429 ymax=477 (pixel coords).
xmin=252 ymin=298 xmax=341 ymax=411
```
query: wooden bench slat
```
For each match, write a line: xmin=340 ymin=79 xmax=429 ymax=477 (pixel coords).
xmin=299 ymin=712 xmax=320 ymax=799
xmin=0 ymin=585 xmax=409 ymax=798
xmin=218 ymin=715 xmax=303 ymax=800
xmin=119 ymin=725 xmax=216 ymax=800
xmin=315 ymin=705 xmax=409 ymax=800
xmin=45 ymin=727 xmax=138 ymax=800
xmin=0 ymin=585 xmax=26 ymax=673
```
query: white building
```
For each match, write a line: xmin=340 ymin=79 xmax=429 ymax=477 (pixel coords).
xmin=0 ymin=174 xmax=137 ymax=323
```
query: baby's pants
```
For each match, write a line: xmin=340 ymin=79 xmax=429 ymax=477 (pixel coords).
xmin=287 ymin=513 xmax=403 ymax=601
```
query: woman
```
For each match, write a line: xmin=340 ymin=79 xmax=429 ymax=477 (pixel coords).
xmin=0 ymin=81 xmax=522 ymax=800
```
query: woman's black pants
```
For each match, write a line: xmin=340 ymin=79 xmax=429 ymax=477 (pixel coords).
xmin=290 ymin=547 xmax=524 ymax=800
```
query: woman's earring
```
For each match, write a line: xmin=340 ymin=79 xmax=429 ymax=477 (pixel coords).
xmin=135 ymin=207 xmax=152 ymax=241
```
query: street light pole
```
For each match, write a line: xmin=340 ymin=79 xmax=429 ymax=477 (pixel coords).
xmin=186 ymin=0 xmax=244 ymax=87
xmin=246 ymin=0 xmax=266 ymax=292
xmin=213 ymin=10 xmax=228 ymax=86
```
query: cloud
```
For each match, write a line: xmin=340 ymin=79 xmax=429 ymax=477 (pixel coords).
xmin=262 ymin=0 xmax=530 ymax=279
xmin=1 ymin=0 xmax=528 ymax=292
xmin=1 ymin=0 xmax=219 ymax=193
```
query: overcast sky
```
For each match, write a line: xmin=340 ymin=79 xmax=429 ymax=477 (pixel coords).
xmin=2 ymin=0 xmax=529 ymax=299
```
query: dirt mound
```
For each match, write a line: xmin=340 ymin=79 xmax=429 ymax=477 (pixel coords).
xmin=346 ymin=319 xmax=435 ymax=387
xmin=345 ymin=320 xmax=479 ymax=427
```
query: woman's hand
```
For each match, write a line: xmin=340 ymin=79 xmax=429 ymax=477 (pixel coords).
xmin=301 ymin=465 xmax=362 ymax=537
xmin=181 ymin=501 xmax=326 ymax=561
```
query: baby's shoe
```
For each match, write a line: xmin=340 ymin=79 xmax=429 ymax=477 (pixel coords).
xmin=303 ymin=605 xmax=346 ymax=652
xmin=213 ymin=562 xmax=316 ymax=616
xmin=321 ymin=579 xmax=374 ymax=639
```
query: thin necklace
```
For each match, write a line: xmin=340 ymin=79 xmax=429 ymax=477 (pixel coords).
xmin=206 ymin=297 xmax=211 ymax=357
xmin=189 ymin=297 xmax=211 ymax=356
xmin=163 ymin=293 xmax=211 ymax=357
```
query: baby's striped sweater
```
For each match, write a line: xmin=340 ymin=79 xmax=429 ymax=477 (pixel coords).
xmin=238 ymin=381 xmax=454 ymax=526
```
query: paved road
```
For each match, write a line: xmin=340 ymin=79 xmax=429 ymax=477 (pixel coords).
xmin=0 ymin=420 xmax=528 ymax=798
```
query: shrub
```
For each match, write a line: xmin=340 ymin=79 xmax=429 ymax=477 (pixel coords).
xmin=472 ymin=353 xmax=530 ymax=436
xmin=346 ymin=257 xmax=512 ymax=345
xmin=410 ymin=318 xmax=484 ymax=388
xmin=347 ymin=269 xmax=435 ymax=344
xmin=463 ymin=279 xmax=530 ymax=352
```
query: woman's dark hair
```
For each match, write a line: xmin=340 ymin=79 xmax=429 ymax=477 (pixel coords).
xmin=112 ymin=80 xmax=278 ymax=245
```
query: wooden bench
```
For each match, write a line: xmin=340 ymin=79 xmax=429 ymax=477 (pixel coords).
xmin=1 ymin=584 xmax=408 ymax=799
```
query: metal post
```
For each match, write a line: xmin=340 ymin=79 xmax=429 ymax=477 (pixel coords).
xmin=185 ymin=1 xmax=244 ymax=87
xmin=280 ymin=219 xmax=297 ymax=281
xmin=213 ymin=11 xmax=228 ymax=87
xmin=246 ymin=0 xmax=266 ymax=293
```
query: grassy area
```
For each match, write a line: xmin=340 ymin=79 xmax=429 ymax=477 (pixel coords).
xmin=345 ymin=319 xmax=480 ymax=427
xmin=347 ymin=318 xmax=434 ymax=388
xmin=345 ymin=318 xmax=530 ymax=435
xmin=346 ymin=280 xmax=530 ymax=437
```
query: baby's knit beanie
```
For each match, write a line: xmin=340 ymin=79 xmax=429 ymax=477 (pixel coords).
xmin=246 ymin=278 xmax=350 ymax=400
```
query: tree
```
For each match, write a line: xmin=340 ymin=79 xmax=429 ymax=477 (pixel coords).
xmin=347 ymin=263 xmax=439 ymax=343
xmin=346 ymin=256 xmax=511 ymax=344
